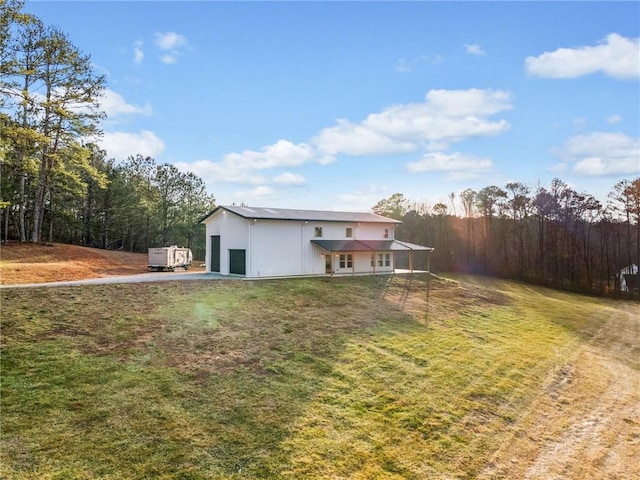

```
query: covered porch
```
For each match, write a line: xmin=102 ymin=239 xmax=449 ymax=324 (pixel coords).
xmin=311 ymin=239 xmax=434 ymax=276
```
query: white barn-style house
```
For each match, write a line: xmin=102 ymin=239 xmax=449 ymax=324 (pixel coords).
xmin=200 ymin=206 xmax=433 ymax=278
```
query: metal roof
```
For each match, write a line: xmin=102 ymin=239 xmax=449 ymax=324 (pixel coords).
xmin=393 ymin=240 xmax=435 ymax=252
xmin=311 ymin=239 xmax=433 ymax=252
xmin=201 ymin=205 xmax=401 ymax=224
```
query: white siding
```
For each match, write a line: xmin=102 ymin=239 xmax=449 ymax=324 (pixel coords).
xmin=204 ymin=210 xmax=400 ymax=277
xmin=250 ymin=220 xmax=305 ymax=277
xmin=204 ymin=210 xmax=249 ymax=275
xmin=355 ymin=223 xmax=395 ymax=239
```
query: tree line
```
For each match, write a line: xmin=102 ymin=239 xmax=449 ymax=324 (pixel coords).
xmin=0 ymin=1 xmax=215 ymax=259
xmin=374 ymin=178 xmax=640 ymax=297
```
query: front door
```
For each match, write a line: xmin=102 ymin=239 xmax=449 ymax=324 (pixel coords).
xmin=325 ymin=253 xmax=332 ymax=274
xmin=210 ymin=235 xmax=220 ymax=272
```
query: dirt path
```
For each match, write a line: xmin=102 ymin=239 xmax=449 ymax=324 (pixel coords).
xmin=479 ymin=303 xmax=640 ymax=480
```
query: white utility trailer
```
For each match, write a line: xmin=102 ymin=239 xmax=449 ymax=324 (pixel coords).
xmin=148 ymin=246 xmax=193 ymax=271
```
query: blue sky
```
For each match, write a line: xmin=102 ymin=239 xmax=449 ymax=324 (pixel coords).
xmin=25 ymin=1 xmax=640 ymax=211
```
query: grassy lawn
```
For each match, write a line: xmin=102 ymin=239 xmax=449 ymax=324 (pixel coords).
xmin=0 ymin=274 xmax=633 ymax=479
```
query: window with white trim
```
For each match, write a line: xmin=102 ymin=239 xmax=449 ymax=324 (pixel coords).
xmin=383 ymin=228 xmax=389 ymax=239
xmin=378 ymin=253 xmax=384 ymax=267
xmin=314 ymin=227 xmax=323 ymax=238
xmin=339 ymin=254 xmax=353 ymax=269
xmin=346 ymin=227 xmax=353 ymax=238
xmin=385 ymin=253 xmax=391 ymax=267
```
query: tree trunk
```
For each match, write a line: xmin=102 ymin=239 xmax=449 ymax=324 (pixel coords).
xmin=18 ymin=173 xmax=27 ymax=242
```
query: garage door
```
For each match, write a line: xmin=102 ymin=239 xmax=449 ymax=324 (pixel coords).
xmin=229 ymin=249 xmax=246 ymax=275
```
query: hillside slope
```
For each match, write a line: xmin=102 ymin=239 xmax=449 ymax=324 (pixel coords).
xmin=1 ymin=274 xmax=638 ymax=478
xmin=0 ymin=242 xmax=202 ymax=285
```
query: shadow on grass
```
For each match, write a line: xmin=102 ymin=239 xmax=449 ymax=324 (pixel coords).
xmin=1 ymin=277 xmax=421 ymax=478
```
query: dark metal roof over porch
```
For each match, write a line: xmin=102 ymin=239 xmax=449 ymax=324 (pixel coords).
xmin=311 ymin=239 xmax=433 ymax=252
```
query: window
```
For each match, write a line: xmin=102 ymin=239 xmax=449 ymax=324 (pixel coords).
xmin=383 ymin=228 xmax=389 ymax=239
xmin=339 ymin=254 xmax=353 ymax=269
xmin=378 ymin=253 xmax=384 ymax=267
xmin=385 ymin=253 xmax=391 ymax=267
xmin=315 ymin=227 xmax=323 ymax=238
xmin=346 ymin=227 xmax=353 ymax=238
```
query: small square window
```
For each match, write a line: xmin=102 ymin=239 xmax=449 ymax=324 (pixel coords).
xmin=315 ymin=227 xmax=323 ymax=238
xmin=346 ymin=227 xmax=353 ymax=238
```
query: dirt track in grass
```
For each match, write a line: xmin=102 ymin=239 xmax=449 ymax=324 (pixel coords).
xmin=477 ymin=300 xmax=640 ymax=480
xmin=381 ymin=275 xmax=640 ymax=480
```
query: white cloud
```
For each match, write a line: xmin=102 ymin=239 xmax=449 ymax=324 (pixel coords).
xmin=222 ymin=140 xmax=315 ymax=170
xmin=607 ymin=114 xmax=622 ymax=124
xmin=314 ymin=88 xmax=512 ymax=155
xmin=395 ymin=54 xmax=443 ymax=73
xmin=99 ymin=130 xmax=165 ymax=161
xmin=314 ymin=119 xmax=417 ymax=156
xmin=273 ymin=172 xmax=306 ymax=185
xmin=526 ymin=33 xmax=640 ymax=80
xmin=573 ymin=117 xmax=587 ymax=131
xmin=155 ymin=32 xmax=187 ymax=50
xmin=175 ymin=140 xmax=314 ymax=187
xmin=176 ymin=160 xmax=267 ymax=186
xmin=407 ymin=151 xmax=494 ymax=180
xmin=160 ymin=54 xmax=177 ymax=65
xmin=133 ymin=41 xmax=144 ymax=64
xmin=197 ymin=88 xmax=511 ymax=188
xmin=464 ymin=44 xmax=486 ymax=56
xmin=551 ymin=132 xmax=640 ymax=176
xmin=154 ymin=32 xmax=188 ymax=64
xmin=100 ymin=88 xmax=153 ymax=118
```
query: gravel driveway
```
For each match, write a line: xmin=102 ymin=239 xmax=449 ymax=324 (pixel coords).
xmin=0 ymin=271 xmax=229 ymax=289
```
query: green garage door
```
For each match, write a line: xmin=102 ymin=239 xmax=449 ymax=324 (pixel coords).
xmin=229 ymin=249 xmax=246 ymax=275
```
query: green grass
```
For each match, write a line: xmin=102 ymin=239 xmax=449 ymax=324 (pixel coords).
xmin=0 ymin=274 xmax=624 ymax=479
